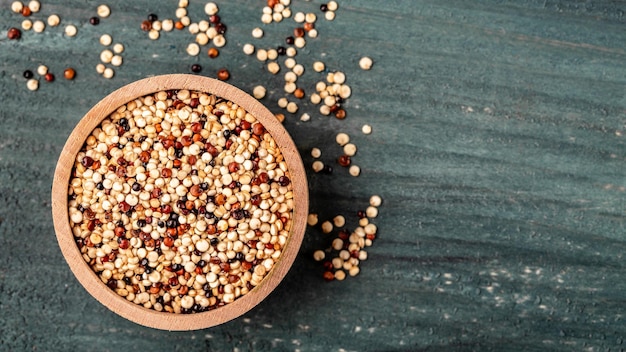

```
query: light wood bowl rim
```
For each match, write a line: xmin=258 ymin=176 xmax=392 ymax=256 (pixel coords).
xmin=51 ymin=74 xmax=308 ymax=331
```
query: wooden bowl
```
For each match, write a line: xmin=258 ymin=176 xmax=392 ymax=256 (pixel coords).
xmin=51 ymin=74 xmax=308 ymax=330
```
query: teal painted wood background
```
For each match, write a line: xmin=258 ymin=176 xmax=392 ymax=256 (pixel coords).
xmin=1 ymin=0 xmax=625 ymax=351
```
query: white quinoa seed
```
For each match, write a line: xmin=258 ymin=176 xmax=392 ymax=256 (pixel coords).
xmin=113 ymin=43 xmax=124 ymax=54
xmin=321 ymin=221 xmax=333 ymax=234
xmin=47 ymin=14 xmax=60 ymax=27
xmin=267 ymin=49 xmax=278 ymax=60
xmin=366 ymin=206 xmax=378 ymax=218
xmin=111 ymin=55 xmax=123 ymax=67
xmin=328 ymin=1 xmax=339 ymax=11
xmin=286 ymin=47 xmax=297 ymax=57
xmin=313 ymin=61 xmax=325 ymax=72
xmin=310 ymin=148 xmax=321 ymax=158
xmin=333 ymin=71 xmax=346 ymax=84
xmin=152 ymin=20 xmax=162 ymax=31
xmin=312 ymin=160 xmax=324 ymax=172
xmin=294 ymin=37 xmax=306 ymax=48
xmin=100 ymin=49 xmax=113 ymax=64
xmin=307 ymin=213 xmax=319 ymax=226
xmin=277 ymin=97 xmax=288 ymax=108
xmin=243 ymin=43 xmax=255 ymax=55
xmin=252 ymin=27 xmax=264 ymax=38
xmin=333 ymin=215 xmax=346 ymax=227
xmin=161 ymin=19 xmax=174 ymax=32
xmin=313 ymin=250 xmax=325 ymax=261
xmin=305 ymin=12 xmax=316 ymax=23
xmin=300 ymin=113 xmax=310 ymax=122
xmin=310 ymin=93 xmax=321 ymax=105
xmin=332 ymin=238 xmax=343 ymax=251
xmin=196 ymin=32 xmax=209 ymax=46
xmin=362 ymin=124 xmax=372 ymax=134
xmin=308 ymin=28 xmax=318 ymax=38
xmin=175 ymin=7 xmax=187 ymax=18
xmin=148 ymin=29 xmax=160 ymax=40
xmin=359 ymin=56 xmax=373 ymax=70
xmin=100 ymin=34 xmax=112 ymax=46
xmin=11 ymin=1 xmax=23 ymax=13
xmin=64 ymin=24 xmax=77 ymax=37
xmin=284 ymin=71 xmax=297 ymax=83
xmin=256 ymin=49 xmax=268 ymax=61
xmin=349 ymin=165 xmax=361 ymax=177
xmin=284 ymin=82 xmax=296 ymax=94
xmin=284 ymin=58 xmax=296 ymax=69
xmin=103 ymin=67 xmax=114 ymax=79
xmin=28 ymin=0 xmax=40 ymax=13
xmin=334 ymin=269 xmax=346 ymax=281
xmin=188 ymin=22 xmax=199 ymax=34
xmin=252 ymin=85 xmax=266 ymax=99
xmin=26 ymin=79 xmax=39 ymax=91
xmin=22 ymin=20 xmax=33 ymax=31
xmin=325 ymin=11 xmax=336 ymax=21
xmin=213 ymin=34 xmax=226 ymax=47
xmin=293 ymin=12 xmax=305 ymax=23
xmin=349 ymin=266 xmax=360 ymax=277
xmin=32 ymin=20 xmax=45 ymax=33
xmin=335 ymin=132 xmax=350 ymax=146
xmin=343 ymin=143 xmax=357 ymax=156
xmin=204 ymin=2 xmax=218 ymax=15
xmin=272 ymin=12 xmax=283 ymax=23
xmin=286 ymin=101 xmax=298 ymax=113
xmin=95 ymin=63 xmax=105 ymax=74
xmin=261 ymin=13 xmax=272 ymax=24
xmin=198 ymin=20 xmax=209 ymax=32
xmin=37 ymin=64 xmax=48 ymax=76
xmin=178 ymin=0 xmax=188 ymax=7
xmin=265 ymin=61 xmax=279 ymax=75
xmin=97 ymin=4 xmax=111 ymax=18
xmin=319 ymin=105 xmax=331 ymax=116
xmin=292 ymin=64 xmax=304 ymax=76
xmin=370 ymin=195 xmax=383 ymax=207
xmin=181 ymin=16 xmax=191 ymax=27
xmin=186 ymin=43 xmax=200 ymax=56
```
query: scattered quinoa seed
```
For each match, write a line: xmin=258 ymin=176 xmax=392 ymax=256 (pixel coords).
xmin=349 ymin=165 xmax=360 ymax=177
xmin=333 ymin=215 xmax=345 ymax=227
xmin=28 ymin=0 xmax=40 ymax=13
xmin=37 ymin=65 xmax=48 ymax=76
xmin=335 ymin=132 xmax=349 ymax=146
xmin=97 ymin=4 xmax=111 ymax=18
xmin=359 ymin=56 xmax=373 ymax=70
xmin=65 ymin=24 xmax=77 ymax=37
xmin=47 ymin=14 xmax=60 ymax=27
xmin=63 ymin=68 xmax=76 ymax=80
xmin=103 ymin=67 xmax=114 ymax=79
xmin=22 ymin=20 xmax=32 ymax=31
xmin=311 ymin=148 xmax=321 ymax=158
xmin=362 ymin=124 xmax=372 ymax=134
xmin=321 ymin=221 xmax=333 ymax=234
xmin=313 ymin=250 xmax=326 ymax=261
xmin=26 ymin=78 xmax=39 ymax=91
xmin=369 ymin=195 xmax=383 ymax=207
xmin=100 ymin=34 xmax=112 ymax=46
xmin=32 ymin=20 xmax=45 ymax=33
xmin=7 ymin=27 xmax=21 ymax=40
xmin=253 ymin=85 xmax=266 ymax=99
xmin=217 ymin=68 xmax=230 ymax=81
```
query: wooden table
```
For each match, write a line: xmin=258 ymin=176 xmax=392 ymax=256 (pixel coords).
xmin=1 ymin=0 xmax=624 ymax=350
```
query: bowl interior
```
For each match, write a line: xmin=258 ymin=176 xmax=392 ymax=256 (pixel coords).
xmin=51 ymin=74 xmax=308 ymax=330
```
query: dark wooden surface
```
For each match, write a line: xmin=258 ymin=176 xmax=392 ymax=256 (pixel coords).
xmin=1 ymin=0 xmax=625 ymax=351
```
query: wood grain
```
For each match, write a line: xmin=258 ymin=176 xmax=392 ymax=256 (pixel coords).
xmin=51 ymin=75 xmax=308 ymax=330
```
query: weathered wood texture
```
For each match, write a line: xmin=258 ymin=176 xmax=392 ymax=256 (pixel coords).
xmin=1 ymin=0 xmax=625 ymax=351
